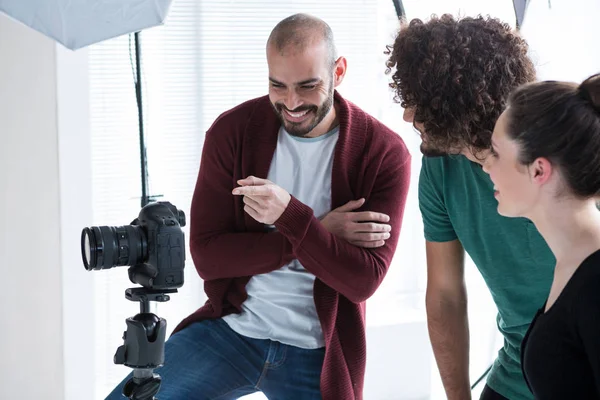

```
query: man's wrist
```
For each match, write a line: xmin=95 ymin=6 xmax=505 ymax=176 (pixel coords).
xmin=274 ymin=196 xmax=313 ymax=239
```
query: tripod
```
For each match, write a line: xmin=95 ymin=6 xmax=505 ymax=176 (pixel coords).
xmin=114 ymin=287 xmax=177 ymax=400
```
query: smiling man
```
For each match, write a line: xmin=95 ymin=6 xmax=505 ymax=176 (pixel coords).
xmin=106 ymin=13 xmax=411 ymax=400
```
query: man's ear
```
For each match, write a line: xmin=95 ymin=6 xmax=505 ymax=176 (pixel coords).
xmin=332 ymin=56 xmax=347 ymax=87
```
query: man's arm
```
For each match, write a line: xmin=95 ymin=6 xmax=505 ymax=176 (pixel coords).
xmin=417 ymin=156 xmax=471 ymax=399
xmin=190 ymin=117 xmax=294 ymax=281
xmin=274 ymin=151 xmax=411 ymax=303
xmin=426 ymin=239 xmax=471 ymax=400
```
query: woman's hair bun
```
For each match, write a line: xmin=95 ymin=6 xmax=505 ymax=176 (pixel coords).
xmin=578 ymin=73 xmax=600 ymax=113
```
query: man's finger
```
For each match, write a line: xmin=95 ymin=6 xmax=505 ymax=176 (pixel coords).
xmin=351 ymin=232 xmax=391 ymax=242
xmin=334 ymin=198 xmax=365 ymax=213
xmin=354 ymin=223 xmax=392 ymax=233
xmin=232 ymin=185 xmax=270 ymax=196
xmin=243 ymin=204 xmax=261 ymax=221
xmin=350 ymin=240 xmax=386 ymax=249
xmin=351 ymin=211 xmax=390 ymax=223
xmin=244 ymin=194 xmax=268 ymax=204
xmin=243 ymin=195 xmax=263 ymax=210
xmin=237 ymin=176 xmax=270 ymax=186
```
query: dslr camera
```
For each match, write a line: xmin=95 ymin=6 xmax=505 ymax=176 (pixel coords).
xmin=81 ymin=201 xmax=186 ymax=290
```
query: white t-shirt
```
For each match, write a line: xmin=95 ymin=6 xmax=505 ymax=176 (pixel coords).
xmin=223 ymin=125 xmax=339 ymax=349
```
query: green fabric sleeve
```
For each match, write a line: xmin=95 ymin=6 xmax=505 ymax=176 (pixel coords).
xmin=418 ymin=157 xmax=458 ymax=242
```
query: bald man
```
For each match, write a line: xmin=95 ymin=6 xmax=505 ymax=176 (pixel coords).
xmin=107 ymin=14 xmax=411 ymax=400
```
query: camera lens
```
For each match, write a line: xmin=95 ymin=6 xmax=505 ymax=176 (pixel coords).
xmin=82 ymin=228 xmax=94 ymax=269
xmin=81 ymin=225 xmax=147 ymax=271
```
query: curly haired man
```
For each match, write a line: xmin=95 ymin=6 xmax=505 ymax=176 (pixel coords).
xmin=386 ymin=15 xmax=555 ymax=400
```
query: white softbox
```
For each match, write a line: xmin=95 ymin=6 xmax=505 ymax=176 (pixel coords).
xmin=0 ymin=0 xmax=173 ymax=50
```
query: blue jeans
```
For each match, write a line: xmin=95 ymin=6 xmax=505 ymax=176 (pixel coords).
xmin=105 ymin=318 xmax=324 ymax=400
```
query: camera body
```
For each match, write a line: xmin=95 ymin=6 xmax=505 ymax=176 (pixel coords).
xmin=82 ymin=201 xmax=186 ymax=290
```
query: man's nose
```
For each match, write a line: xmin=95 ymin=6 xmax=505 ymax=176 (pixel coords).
xmin=284 ymin=90 xmax=302 ymax=111
xmin=403 ymin=107 xmax=415 ymax=123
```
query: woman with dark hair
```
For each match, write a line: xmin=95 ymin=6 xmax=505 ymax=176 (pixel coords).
xmin=484 ymin=73 xmax=600 ymax=398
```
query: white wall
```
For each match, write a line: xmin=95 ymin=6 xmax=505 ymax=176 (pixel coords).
xmin=56 ymin=40 xmax=95 ymax=400
xmin=0 ymin=13 xmax=95 ymax=400
xmin=0 ymin=13 xmax=64 ymax=399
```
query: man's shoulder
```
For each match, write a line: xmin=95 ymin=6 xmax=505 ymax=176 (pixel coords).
xmin=421 ymin=155 xmax=475 ymax=181
xmin=351 ymin=101 xmax=403 ymax=141
xmin=210 ymin=95 xmax=271 ymax=130
xmin=419 ymin=155 xmax=488 ymax=206
xmin=342 ymin=98 xmax=410 ymax=161
xmin=421 ymin=154 xmax=463 ymax=168
xmin=371 ymin=116 xmax=408 ymax=150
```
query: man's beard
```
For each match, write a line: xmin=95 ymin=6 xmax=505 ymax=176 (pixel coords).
xmin=272 ymin=83 xmax=334 ymax=137
xmin=415 ymin=123 xmax=448 ymax=157
xmin=420 ymin=142 xmax=448 ymax=157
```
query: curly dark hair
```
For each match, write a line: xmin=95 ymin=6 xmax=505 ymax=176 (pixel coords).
xmin=385 ymin=14 xmax=536 ymax=155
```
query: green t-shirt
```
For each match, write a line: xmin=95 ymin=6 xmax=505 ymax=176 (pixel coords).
xmin=419 ymin=155 xmax=554 ymax=400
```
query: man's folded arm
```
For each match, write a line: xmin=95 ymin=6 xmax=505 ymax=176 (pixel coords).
xmin=275 ymin=152 xmax=411 ymax=303
xmin=190 ymin=123 xmax=294 ymax=281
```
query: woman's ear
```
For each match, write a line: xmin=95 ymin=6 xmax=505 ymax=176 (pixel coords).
xmin=530 ymin=157 xmax=553 ymax=185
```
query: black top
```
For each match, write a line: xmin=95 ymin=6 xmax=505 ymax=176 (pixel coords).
xmin=522 ymin=249 xmax=600 ymax=399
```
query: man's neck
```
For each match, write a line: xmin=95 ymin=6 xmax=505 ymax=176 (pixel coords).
xmin=305 ymin=103 xmax=339 ymax=138
xmin=460 ymin=148 xmax=489 ymax=165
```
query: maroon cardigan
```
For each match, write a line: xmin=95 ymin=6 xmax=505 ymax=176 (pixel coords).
xmin=173 ymin=91 xmax=411 ymax=399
